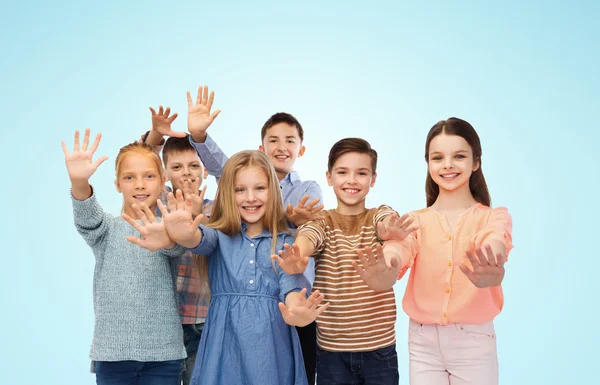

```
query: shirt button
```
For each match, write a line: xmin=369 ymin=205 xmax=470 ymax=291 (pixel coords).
xmin=445 ymin=288 xmax=451 ymax=294
xmin=448 ymin=235 xmax=452 ymax=241
xmin=250 ymin=243 xmax=254 ymax=247
xmin=448 ymin=261 xmax=452 ymax=267
xmin=249 ymin=260 xmax=254 ymax=264
xmin=249 ymin=280 xmax=254 ymax=284
xmin=442 ymin=312 xmax=448 ymax=318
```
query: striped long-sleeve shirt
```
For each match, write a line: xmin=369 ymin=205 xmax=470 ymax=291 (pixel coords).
xmin=297 ymin=205 xmax=397 ymax=352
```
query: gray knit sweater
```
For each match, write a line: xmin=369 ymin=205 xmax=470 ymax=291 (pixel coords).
xmin=72 ymin=192 xmax=187 ymax=362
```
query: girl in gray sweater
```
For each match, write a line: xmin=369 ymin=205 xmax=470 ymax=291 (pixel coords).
xmin=62 ymin=128 xmax=186 ymax=385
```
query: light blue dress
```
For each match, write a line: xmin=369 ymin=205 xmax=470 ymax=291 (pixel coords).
xmin=189 ymin=223 xmax=309 ymax=385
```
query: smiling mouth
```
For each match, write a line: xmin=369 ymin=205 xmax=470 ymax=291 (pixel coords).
xmin=440 ymin=173 xmax=460 ymax=179
xmin=274 ymin=155 xmax=289 ymax=160
xmin=242 ymin=205 xmax=262 ymax=213
xmin=343 ymin=188 xmax=360 ymax=195
xmin=133 ymin=194 xmax=150 ymax=200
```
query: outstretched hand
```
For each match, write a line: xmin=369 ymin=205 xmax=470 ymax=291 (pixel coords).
xmin=352 ymin=245 xmax=399 ymax=292
xmin=187 ymin=85 xmax=222 ymax=142
xmin=279 ymin=289 xmax=330 ymax=327
xmin=61 ymin=128 xmax=108 ymax=183
xmin=285 ymin=195 xmax=324 ymax=227
xmin=377 ymin=212 xmax=418 ymax=241
xmin=149 ymin=105 xmax=186 ymax=138
xmin=180 ymin=179 xmax=207 ymax=219
xmin=459 ymin=245 xmax=506 ymax=288
xmin=160 ymin=190 xmax=205 ymax=247
xmin=272 ymin=242 xmax=310 ymax=275
xmin=122 ymin=202 xmax=175 ymax=251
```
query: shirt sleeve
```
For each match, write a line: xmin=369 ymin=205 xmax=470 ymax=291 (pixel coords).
xmin=276 ymin=233 xmax=311 ymax=300
xmin=159 ymin=244 xmax=187 ymax=258
xmin=71 ymin=188 xmax=111 ymax=260
xmin=139 ymin=130 xmax=165 ymax=154
xmin=471 ymin=207 xmax=514 ymax=257
xmin=304 ymin=181 xmax=324 ymax=205
xmin=188 ymin=225 xmax=220 ymax=256
xmin=297 ymin=217 xmax=327 ymax=255
xmin=188 ymin=134 xmax=229 ymax=179
xmin=383 ymin=211 xmax=420 ymax=280
xmin=373 ymin=204 xmax=396 ymax=241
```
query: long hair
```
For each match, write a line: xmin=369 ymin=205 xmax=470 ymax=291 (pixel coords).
xmin=196 ymin=150 xmax=288 ymax=280
xmin=114 ymin=141 xmax=165 ymax=211
xmin=424 ymin=117 xmax=491 ymax=207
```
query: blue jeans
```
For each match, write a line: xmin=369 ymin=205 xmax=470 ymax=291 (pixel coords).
xmin=316 ymin=345 xmax=399 ymax=385
xmin=181 ymin=323 xmax=204 ymax=385
xmin=94 ymin=360 xmax=183 ymax=385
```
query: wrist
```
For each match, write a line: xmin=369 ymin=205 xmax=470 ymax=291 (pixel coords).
xmin=146 ymin=130 xmax=163 ymax=145
xmin=190 ymin=131 xmax=207 ymax=143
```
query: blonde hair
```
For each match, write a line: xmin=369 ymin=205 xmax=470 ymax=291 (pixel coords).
xmin=196 ymin=150 xmax=288 ymax=281
xmin=114 ymin=142 xmax=165 ymax=211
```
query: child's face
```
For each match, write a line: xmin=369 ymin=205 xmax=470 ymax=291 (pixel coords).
xmin=115 ymin=153 xmax=164 ymax=217
xmin=165 ymin=149 xmax=205 ymax=193
xmin=427 ymin=133 xmax=479 ymax=194
xmin=234 ymin=166 xmax=269 ymax=235
xmin=326 ymin=152 xmax=376 ymax=214
xmin=259 ymin=123 xmax=305 ymax=179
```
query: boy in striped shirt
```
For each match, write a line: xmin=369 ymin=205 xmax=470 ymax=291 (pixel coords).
xmin=273 ymin=137 xmax=414 ymax=385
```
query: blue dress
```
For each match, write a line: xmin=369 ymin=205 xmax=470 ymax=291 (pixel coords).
xmin=189 ymin=224 xmax=309 ymax=385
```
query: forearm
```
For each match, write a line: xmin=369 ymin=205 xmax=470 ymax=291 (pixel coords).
xmin=296 ymin=235 xmax=316 ymax=258
xmin=486 ymin=239 xmax=507 ymax=261
xmin=284 ymin=291 xmax=305 ymax=309
xmin=71 ymin=180 xmax=92 ymax=200
xmin=145 ymin=130 xmax=164 ymax=146
xmin=181 ymin=228 xmax=204 ymax=250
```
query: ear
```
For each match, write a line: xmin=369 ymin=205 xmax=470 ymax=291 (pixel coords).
xmin=259 ymin=145 xmax=265 ymax=153
xmin=473 ymin=158 xmax=480 ymax=172
xmin=326 ymin=170 xmax=332 ymax=186
xmin=114 ymin=179 xmax=122 ymax=193
xmin=203 ymin=167 xmax=209 ymax=179
xmin=298 ymin=145 xmax=306 ymax=157
xmin=370 ymin=172 xmax=377 ymax=187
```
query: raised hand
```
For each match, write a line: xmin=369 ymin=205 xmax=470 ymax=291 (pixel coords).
xmin=160 ymin=190 xmax=205 ymax=247
xmin=377 ymin=212 xmax=418 ymax=241
xmin=122 ymin=202 xmax=175 ymax=251
xmin=187 ymin=85 xmax=222 ymax=142
xmin=459 ymin=245 xmax=506 ymax=288
xmin=285 ymin=195 xmax=325 ymax=227
xmin=352 ymin=245 xmax=399 ymax=292
xmin=61 ymin=128 xmax=108 ymax=183
xmin=279 ymin=289 xmax=330 ymax=327
xmin=272 ymin=242 xmax=309 ymax=275
xmin=149 ymin=105 xmax=186 ymax=138
xmin=180 ymin=178 xmax=207 ymax=219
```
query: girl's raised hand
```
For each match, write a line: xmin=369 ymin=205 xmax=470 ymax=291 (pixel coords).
xmin=187 ymin=85 xmax=222 ymax=141
xmin=160 ymin=190 xmax=205 ymax=246
xmin=271 ymin=243 xmax=309 ymax=275
xmin=377 ymin=213 xmax=418 ymax=241
xmin=180 ymin=178 xmax=207 ymax=219
xmin=122 ymin=202 xmax=175 ymax=251
xmin=353 ymin=245 xmax=399 ymax=292
xmin=149 ymin=105 xmax=186 ymax=138
xmin=459 ymin=245 xmax=506 ymax=288
xmin=279 ymin=289 xmax=330 ymax=327
xmin=61 ymin=128 xmax=108 ymax=183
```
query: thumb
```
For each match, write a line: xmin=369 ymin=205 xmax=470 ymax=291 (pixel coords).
xmin=210 ymin=109 xmax=222 ymax=122
xmin=192 ymin=214 xmax=205 ymax=228
xmin=286 ymin=203 xmax=294 ymax=216
xmin=92 ymin=156 xmax=108 ymax=170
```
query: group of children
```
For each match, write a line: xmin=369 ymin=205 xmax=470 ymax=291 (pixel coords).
xmin=63 ymin=85 xmax=513 ymax=385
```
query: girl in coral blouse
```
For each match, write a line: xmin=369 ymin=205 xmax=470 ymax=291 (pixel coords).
xmin=355 ymin=117 xmax=513 ymax=385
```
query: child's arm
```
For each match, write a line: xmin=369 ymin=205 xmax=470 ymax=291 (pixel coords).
xmin=186 ymin=85 xmax=228 ymax=179
xmin=285 ymin=195 xmax=325 ymax=228
xmin=62 ymin=128 xmax=108 ymax=200
xmin=459 ymin=207 xmax=513 ymax=288
xmin=145 ymin=105 xmax=186 ymax=146
xmin=279 ymin=289 xmax=330 ymax=327
xmin=377 ymin=212 xmax=419 ymax=242
xmin=271 ymin=235 xmax=316 ymax=275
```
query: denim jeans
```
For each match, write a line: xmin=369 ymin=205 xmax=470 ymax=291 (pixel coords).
xmin=316 ymin=344 xmax=399 ymax=385
xmin=181 ymin=323 xmax=204 ymax=385
xmin=94 ymin=359 xmax=183 ymax=385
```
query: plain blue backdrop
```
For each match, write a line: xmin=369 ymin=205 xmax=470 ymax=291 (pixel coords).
xmin=1 ymin=1 xmax=597 ymax=384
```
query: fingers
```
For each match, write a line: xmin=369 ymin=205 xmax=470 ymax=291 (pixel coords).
xmin=352 ymin=260 xmax=364 ymax=275
xmin=92 ymin=156 xmax=108 ymax=170
xmin=484 ymin=245 xmax=496 ymax=266
xmin=271 ymin=253 xmax=285 ymax=265
xmin=356 ymin=248 xmax=370 ymax=269
xmin=285 ymin=203 xmax=294 ymax=216
xmin=132 ymin=204 xmax=150 ymax=226
xmin=459 ymin=263 xmax=478 ymax=284
xmin=278 ymin=302 xmax=290 ymax=318
xmin=476 ymin=247 xmax=490 ymax=266
xmin=61 ymin=140 xmax=69 ymax=157
xmin=140 ymin=202 xmax=156 ymax=223
xmin=186 ymin=91 xmax=193 ymax=108
xmin=315 ymin=301 xmax=330 ymax=315
xmin=191 ymin=213 xmax=205 ymax=228
xmin=207 ymin=89 xmax=214 ymax=110
xmin=496 ymin=252 xmax=507 ymax=267
xmin=209 ymin=109 xmax=221 ymax=122
xmin=465 ymin=250 xmax=481 ymax=269
xmin=202 ymin=85 xmax=209 ymax=104
xmin=122 ymin=213 xmax=144 ymax=234
xmin=157 ymin=199 xmax=169 ymax=217
xmin=198 ymin=184 xmax=207 ymax=202
xmin=149 ymin=106 xmax=157 ymax=115
xmin=292 ymin=243 xmax=302 ymax=259
xmin=88 ymin=132 xmax=103 ymax=154
xmin=167 ymin=191 xmax=177 ymax=213
xmin=74 ymin=130 xmax=80 ymax=151
xmin=304 ymin=197 xmax=321 ymax=211
xmin=196 ymin=86 xmax=203 ymax=105
xmin=125 ymin=235 xmax=145 ymax=247
xmin=81 ymin=128 xmax=90 ymax=151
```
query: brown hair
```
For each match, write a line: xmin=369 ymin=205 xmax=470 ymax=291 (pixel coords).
xmin=196 ymin=150 xmax=289 ymax=281
xmin=424 ymin=117 xmax=491 ymax=207
xmin=162 ymin=135 xmax=198 ymax=165
xmin=260 ymin=112 xmax=304 ymax=142
xmin=327 ymin=137 xmax=378 ymax=173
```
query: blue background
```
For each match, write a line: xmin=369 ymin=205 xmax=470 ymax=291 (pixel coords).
xmin=1 ymin=1 xmax=597 ymax=384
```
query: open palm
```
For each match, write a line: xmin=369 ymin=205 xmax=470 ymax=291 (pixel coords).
xmin=61 ymin=128 xmax=107 ymax=182
xmin=187 ymin=85 xmax=221 ymax=137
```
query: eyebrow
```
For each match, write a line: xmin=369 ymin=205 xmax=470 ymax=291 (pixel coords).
xmin=430 ymin=150 xmax=469 ymax=155
xmin=268 ymin=135 xmax=298 ymax=139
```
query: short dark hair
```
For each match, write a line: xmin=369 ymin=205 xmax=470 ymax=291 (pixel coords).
xmin=260 ymin=112 xmax=304 ymax=142
xmin=328 ymin=138 xmax=378 ymax=173
xmin=162 ymin=135 xmax=197 ymax=165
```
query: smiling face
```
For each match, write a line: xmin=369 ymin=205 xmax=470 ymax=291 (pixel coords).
xmin=427 ymin=133 xmax=479 ymax=195
xmin=165 ymin=149 xmax=205 ymax=193
xmin=234 ymin=165 xmax=269 ymax=236
xmin=259 ymin=122 xmax=305 ymax=180
xmin=115 ymin=152 xmax=164 ymax=217
xmin=326 ymin=152 xmax=377 ymax=215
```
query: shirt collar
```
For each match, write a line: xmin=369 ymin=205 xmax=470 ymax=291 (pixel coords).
xmin=281 ymin=171 xmax=301 ymax=186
